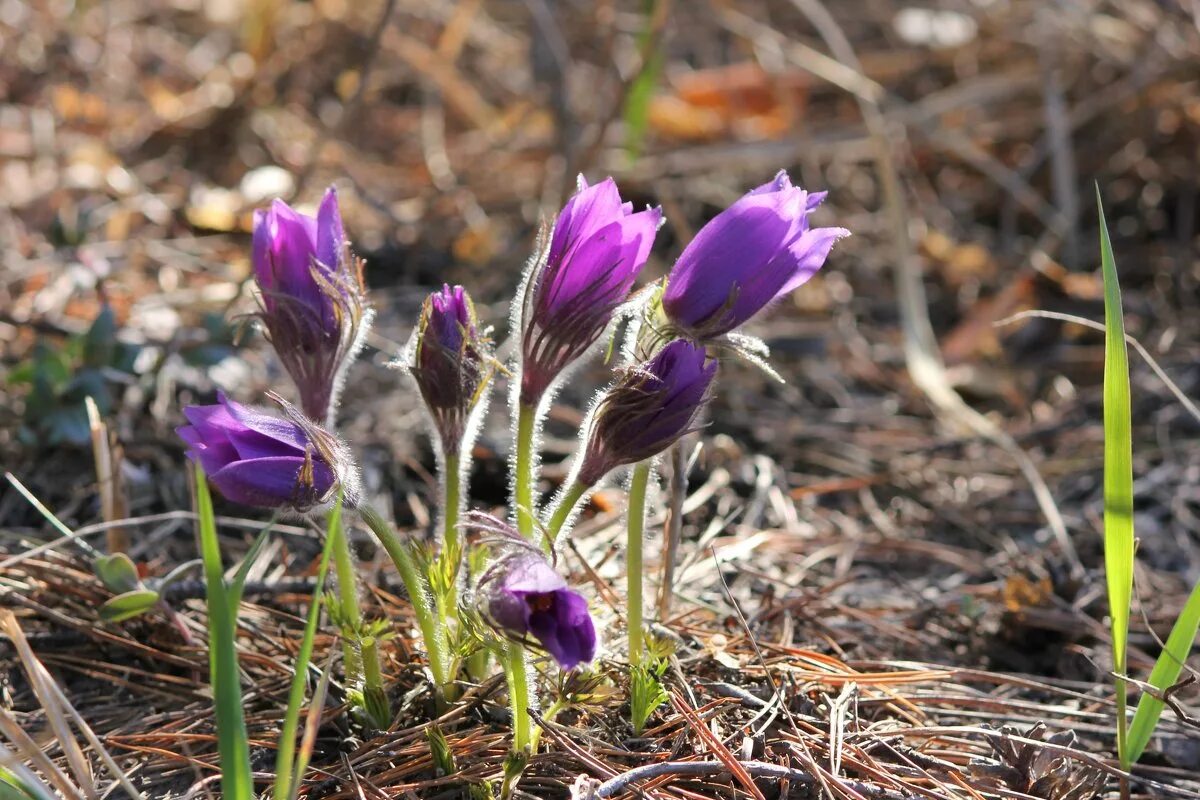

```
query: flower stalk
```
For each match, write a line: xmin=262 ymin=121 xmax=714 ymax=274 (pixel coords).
xmin=626 ymin=461 xmax=651 ymax=667
xmin=514 ymin=403 xmax=538 ymax=540
xmin=329 ymin=516 xmax=364 ymax=684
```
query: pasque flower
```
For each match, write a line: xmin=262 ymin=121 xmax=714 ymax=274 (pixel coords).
xmin=408 ymin=284 xmax=490 ymax=455
xmin=518 ymin=176 xmax=661 ymax=406
xmin=253 ymin=187 xmax=370 ymax=423
xmin=477 ymin=546 xmax=597 ymax=670
xmin=177 ymin=392 xmax=355 ymax=510
xmin=576 ymin=339 xmax=717 ymax=487
xmin=662 ymin=170 xmax=847 ymax=338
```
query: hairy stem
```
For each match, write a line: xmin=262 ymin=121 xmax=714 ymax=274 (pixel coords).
xmin=443 ymin=453 xmax=462 ymax=560
xmin=544 ymin=480 xmax=589 ymax=552
xmin=359 ymin=505 xmax=451 ymax=698
xmin=514 ymin=403 xmax=538 ymax=540
xmin=502 ymin=643 xmax=535 ymax=753
xmin=330 ymin=518 xmax=364 ymax=686
xmin=627 ymin=462 xmax=650 ymax=667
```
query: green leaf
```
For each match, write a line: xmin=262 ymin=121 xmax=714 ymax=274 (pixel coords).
xmin=1098 ymin=187 xmax=1136 ymax=769
xmin=83 ymin=306 xmax=117 ymax=368
xmin=273 ymin=496 xmax=340 ymax=800
xmin=622 ymin=0 xmax=664 ymax=160
xmin=1127 ymin=578 xmax=1200 ymax=763
xmin=94 ymin=553 xmax=142 ymax=594
xmin=195 ymin=465 xmax=254 ymax=800
xmin=630 ymin=659 xmax=669 ymax=736
xmin=98 ymin=589 xmax=160 ymax=623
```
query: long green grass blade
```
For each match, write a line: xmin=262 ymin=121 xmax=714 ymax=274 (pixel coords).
xmin=1098 ymin=188 xmax=1136 ymax=769
xmin=274 ymin=496 xmax=341 ymax=800
xmin=195 ymin=466 xmax=254 ymax=800
xmin=1127 ymin=578 xmax=1200 ymax=763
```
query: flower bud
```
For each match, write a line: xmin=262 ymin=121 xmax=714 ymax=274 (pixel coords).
xmin=662 ymin=170 xmax=847 ymax=339
xmin=408 ymin=284 xmax=489 ymax=455
xmin=252 ymin=187 xmax=371 ymax=423
xmin=177 ymin=392 xmax=356 ymax=510
xmin=518 ymin=176 xmax=661 ymax=406
xmin=577 ymin=339 xmax=716 ymax=487
xmin=477 ymin=547 xmax=597 ymax=671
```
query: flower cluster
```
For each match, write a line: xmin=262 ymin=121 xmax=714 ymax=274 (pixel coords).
xmin=174 ymin=171 xmax=844 ymax=772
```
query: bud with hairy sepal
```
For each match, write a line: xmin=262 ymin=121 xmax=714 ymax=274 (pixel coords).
xmin=576 ymin=339 xmax=716 ymax=487
xmin=252 ymin=187 xmax=372 ymax=423
xmin=408 ymin=284 xmax=490 ymax=457
xmin=517 ymin=176 xmax=661 ymax=407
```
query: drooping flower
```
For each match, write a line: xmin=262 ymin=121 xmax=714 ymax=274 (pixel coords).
xmin=477 ymin=544 xmax=597 ymax=670
xmin=177 ymin=392 xmax=355 ymax=510
xmin=252 ymin=187 xmax=371 ymax=423
xmin=407 ymin=284 xmax=491 ymax=456
xmin=576 ymin=339 xmax=717 ymax=487
xmin=518 ymin=176 xmax=661 ymax=406
xmin=662 ymin=170 xmax=847 ymax=339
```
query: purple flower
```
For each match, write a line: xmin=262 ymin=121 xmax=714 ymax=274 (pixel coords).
xmin=252 ymin=187 xmax=370 ymax=423
xmin=409 ymin=284 xmax=490 ymax=454
xmin=478 ymin=549 xmax=597 ymax=670
xmin=519 ymin=176 xmax=661 ymax=406
xmin=662 ymin=170 xmax=847 ymax=338
xmin=577 ymin=340 xmax=717 ymax=486
xmin=177 ymin=393 xmax=353 ymax=510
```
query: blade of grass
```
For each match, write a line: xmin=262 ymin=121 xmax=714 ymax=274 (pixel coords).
xmin=273 ymin=496 xmax=341 ymax=800
xmin=195 ymin=465 xmax=254 ymax=800
xmin=1098 ymin=188 xmax=1136 ymax=770
xmin=229 ymin=517 xmax=278 ymax=608
xmin=1127 ymin=578 xmax=1200 ymax=764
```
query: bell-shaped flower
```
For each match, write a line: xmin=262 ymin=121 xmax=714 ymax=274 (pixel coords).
xmin=662 ymin=170 xmax=847 ymax=339
xmin=518 ymin=176 xmax=661 ymax=406
xmin=177 ymin=392 xmax=356 ymax=510
xmin=477 ymin=547 xmax=597 ymax=670
xmin=576 ymin=339 xmax=716 ymax=487
xmin=252 ymin=186 xmax=371 ymax=423
xmin=407 ymin=284 xmax=491 ymax=456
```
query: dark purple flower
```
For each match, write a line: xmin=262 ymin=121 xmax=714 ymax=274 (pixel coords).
xmin=177 ymin=392 xmax=353 ymax=510
xmin=519 ymin=176 xmax=661 ymax=406
xmin=478 ymin=549 xmax=596 ymax=670
xmin=578 ymin=340 xmax=715 ymax=484
xmin=577 ymin=340 xmax=716 ymax=487
xmin=409 ymin=284 xmax=490 ymax=454
xmin=662 ymin=170 xmax=847 ymax=338
xmin=252 ymin=187 xmax=370 ymax=423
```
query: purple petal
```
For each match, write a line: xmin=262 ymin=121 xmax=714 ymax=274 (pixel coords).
xmin=546 ymin=178 xmax=626 ymax=270
xmin=209 ymin=456 xmax=334 ymax=508
xmin=314 ymin=186 xmax=344 ymax=273
xmin=773 ymin=226 xmax=850 ymax=299
xmin=218 ymin=395 xmax=312 ymax=454
xmin=527 ymin=589 xmax=596 ymax=670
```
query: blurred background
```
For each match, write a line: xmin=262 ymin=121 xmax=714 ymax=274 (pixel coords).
xmin=2 ymin=0 xmax=1200 ymax=648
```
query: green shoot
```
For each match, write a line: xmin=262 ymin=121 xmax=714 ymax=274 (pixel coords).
xmin=195 ymin=465 xmax=254 ymax=800
xmin=273 ymin=496 xmax=341 ymax=800
xmin=1126 ymin=578 xmax=1200 ymax=764
xmin=1098 ymin=189 xmax=1136 ymax=769
xmin=629 ymin=659 xmax=669 ymax=736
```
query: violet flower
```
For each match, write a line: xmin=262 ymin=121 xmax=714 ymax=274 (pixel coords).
xmin=518 ymin=176 xmax=661 ymax=406
xmin=662 ymin=170 xmax=847 ymax=339
xmin=576 ymin=339 xmax=717 ymax=487
xmin=409 ymin=284 xmax=490 ymax=456
xmin=478 ymin=547 xmax=597 ymax=670
xmin=253 ymin=187 xmax=370 ymax=423
xmin=177 ymin=392 xmax=354 ymax=510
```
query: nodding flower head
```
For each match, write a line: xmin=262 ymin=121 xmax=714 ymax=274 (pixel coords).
xmin=177 ymin=392 xmax=357 ymax=511
xmin=662 ymin=170 xmax=847 ymax=339
xmin=518 ymin=176 xmax=661 ymax=406
xmin=577 ymin=339 xmax=717 ymax=487
xmin=252 ymin=186 xmax=371 ymax=423
xmin=408 ymin=284 xmax=490 ymax=455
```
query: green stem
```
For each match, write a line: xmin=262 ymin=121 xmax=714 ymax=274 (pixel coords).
xmin=1116 ymin=669 xmax=1129 ymax=769
xmin=502 ymin=643 xmax=534 ymax=753
xmin=544 ymin=480 xmax=589 ymax=552
xmin=360 ymin=635 xmax=391 ymax=729
xmin=359 ymin=505 xmax=451 ymax=697
xmin=443 ymin=453 xmax=462 ymax=561
xmin=627 ymin=462 xmax=650 ymax=667
xmin=514 ymin=402 xmax=538 ymax=540
xmin=330 ymin=519 xmax=364 ymax=685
